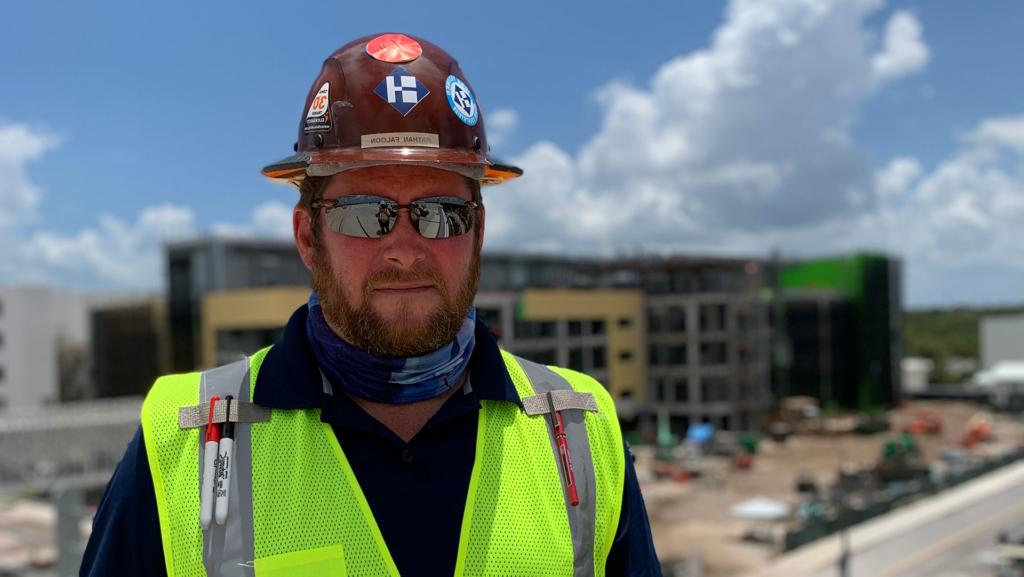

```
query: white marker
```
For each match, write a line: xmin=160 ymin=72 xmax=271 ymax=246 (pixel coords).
xmin=214 ymin=396 xmax=234 ymax=525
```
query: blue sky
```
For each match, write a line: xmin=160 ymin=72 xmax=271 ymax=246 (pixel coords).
xmin=3 ymin=0 xmax=1024 ymax=307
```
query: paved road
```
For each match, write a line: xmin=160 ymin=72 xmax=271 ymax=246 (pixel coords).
xmin=745 ymin=461 xmax=1024 ymax=577
xmin=821 ymin=481 xmax=1024 ymax=577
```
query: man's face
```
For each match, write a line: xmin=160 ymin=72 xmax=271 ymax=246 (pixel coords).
xmin=295 ymin=165 xmax=484 ymax=357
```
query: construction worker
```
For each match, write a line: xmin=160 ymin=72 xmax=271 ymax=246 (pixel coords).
xmin=82 ymin=33 xmax=661 ymax=576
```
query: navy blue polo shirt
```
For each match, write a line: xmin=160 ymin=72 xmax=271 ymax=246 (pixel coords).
xmin=81 ymin=306 xmax=661 ymax=576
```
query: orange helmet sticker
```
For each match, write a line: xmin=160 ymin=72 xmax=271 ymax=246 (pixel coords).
xmin=366 ymin=34 xmax=423 ymax=63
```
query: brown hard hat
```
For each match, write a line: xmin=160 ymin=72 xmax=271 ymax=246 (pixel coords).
xmin=262 ymin=33 xmax=523 ymax=187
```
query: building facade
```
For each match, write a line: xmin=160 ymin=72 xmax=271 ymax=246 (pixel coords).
xmin=167 ymin=238 xmax=311 ymax=372
xmin=777 ymin=254 xmax=903 ymax=411
xmin=91 ymin=298 xmax=172 ymax=398
xmin=0 ymin=287 xmax=129 ymax=412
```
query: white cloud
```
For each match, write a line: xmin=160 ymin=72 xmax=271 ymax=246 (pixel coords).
xmin=0 ymin=123 xmax=58 ymax=228
xmin=966 ymin=116 xmax=1024 ymax=153
xmin=20 ymin=204 xmax=197 ymax=288
xmin=212 ymin=201 xmax=293 ymax=240
xmin=871 ymin=11 xmax=930 ymax=82
xmin=875 ymin=157 xmax=922 ymax=199
xmin=486 ymin=108 xmax=519 ymax=149
xmin=490 ymin=0 xmax=912 ymax=252
xmin=483 ymin=0 xmax=1023 ymax=306
xmin=10 ymin=0 xmax=1024 ymax=307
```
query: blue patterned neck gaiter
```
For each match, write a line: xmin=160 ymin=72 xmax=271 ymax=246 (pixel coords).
xmin=305 ymin=292 xmax=477 ymax=404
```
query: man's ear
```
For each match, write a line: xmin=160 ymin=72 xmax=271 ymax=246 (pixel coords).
xmin=294 ymin=206 xmax=315 ymax=271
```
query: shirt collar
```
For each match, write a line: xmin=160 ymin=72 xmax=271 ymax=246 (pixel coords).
xmin=254 ymin=305 xmax=521 ymax=410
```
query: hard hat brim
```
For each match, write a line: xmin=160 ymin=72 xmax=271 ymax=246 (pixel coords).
xmin=261 ymin=147 xmax=522 ymax=186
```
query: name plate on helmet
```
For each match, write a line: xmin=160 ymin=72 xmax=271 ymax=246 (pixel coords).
xmin=360 ymin=132 xmax=440 ymax=148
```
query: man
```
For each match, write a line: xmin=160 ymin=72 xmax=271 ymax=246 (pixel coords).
xmin=82 ymin=33 xmax=661 ymax=576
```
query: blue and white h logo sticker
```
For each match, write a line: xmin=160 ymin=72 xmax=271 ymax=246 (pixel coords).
xmin=374 ymin=67 xmax=430 ymax=116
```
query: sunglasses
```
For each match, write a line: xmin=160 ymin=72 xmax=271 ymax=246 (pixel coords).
xmin=311 ymin=195 xmax=479 ymax=239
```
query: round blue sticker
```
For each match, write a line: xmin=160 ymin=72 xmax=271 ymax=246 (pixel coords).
xmin=445 ymin=75 xmax=478 ymax=126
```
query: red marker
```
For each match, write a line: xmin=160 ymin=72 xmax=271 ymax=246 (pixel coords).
xmin=214 ymin=395 xmax=234 ymax=525
xmin=552 ymin=410 xmax=579 ymax=507
xmin=200 ymin=396 xmax=221 ymax=529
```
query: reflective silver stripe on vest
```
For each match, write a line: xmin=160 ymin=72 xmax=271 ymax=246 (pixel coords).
xmin=515 ymin=357 xmax=598 ymax=577
xmin=199 ymin=358 xmax=256 ymax=577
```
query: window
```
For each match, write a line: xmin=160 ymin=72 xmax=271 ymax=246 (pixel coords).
xmin=517 ymin=348 xmax=557 ymax=365
xmin=700 ymin=342 xmax=729 ymax=366
xmin=619 ymin=350 xmax=634 ymax=362
xmin=669 ymin=345 xmax=687 ymax=366
xmin=0 ymin=365 xmax=4 ymax=384
xmin=666 ymin=306 xmax=686 ymax=332
xmin=618 ymin=317 xmax=632 ymax=328
xmin=674 ymin=379 xmax=689 ymax=402
xmin=592 ymin=347 xmax=606 ymax=369
xmin=699 ymin=304 xmax=728 ymax=332
xmin=569 ymin=319 xmax=605 ymax=337
xmin=656 ymin=379 xmax=667 ymax=401
xmin=701 ymin=377 xmax=730 ymax=402
xmin=514 ymin=320 xmax=557 ymax=339
xmin=477 ymin=308 xmax=503 ymax=341
xmin=569 ymin=348 xmax=584 ymax=371
xmin=0 ymin=331 xmax=4 ymax=350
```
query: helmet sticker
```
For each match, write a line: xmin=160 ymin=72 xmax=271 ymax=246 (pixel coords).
xmin=361 ymin=132 xmax=440 ymax=148
xmin=365 ymin=34 xmax=423 ymax=63
xmin=303 ymin=82 xmax=331 ymax=133
xmin=373 ymin=67 xmax=430 ymax=117
xmin=445 ymin=75 xmax=478 ymax=126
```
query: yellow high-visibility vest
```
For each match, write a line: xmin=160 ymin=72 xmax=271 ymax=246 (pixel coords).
xmin=141 ymin=346 xmax=624 ymax=577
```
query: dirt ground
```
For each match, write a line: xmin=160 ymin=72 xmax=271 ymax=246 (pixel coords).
xmin=637 ymin=400 xmax=1024 ymax=576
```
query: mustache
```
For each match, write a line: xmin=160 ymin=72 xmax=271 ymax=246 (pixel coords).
xmin=365 ymin=267 xmax=444 ymax=289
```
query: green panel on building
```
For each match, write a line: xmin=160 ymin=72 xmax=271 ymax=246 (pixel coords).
xmin=779 ymin=254 xmax=901 ymax=411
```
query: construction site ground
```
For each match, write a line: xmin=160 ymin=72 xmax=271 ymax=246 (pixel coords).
xmin=639 ymin=400 xmax=1024 ymax=577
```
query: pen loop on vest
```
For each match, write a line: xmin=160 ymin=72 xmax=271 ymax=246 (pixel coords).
xmin=520 ymin=389 xmax=598 ymax=417
xmin=178 ymin=399 xmax=271 ymax=430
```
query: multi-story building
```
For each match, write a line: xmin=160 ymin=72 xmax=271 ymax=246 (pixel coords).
xmin=91 ymin=298 xmax=172 ymax=398
xmin=777 ymin=253 xmax=903 ymax=411
xmin=477 ymin=254 xmax=773 ymax=436
xmin=0 ymin=286 xmax=130 ymax=412
xmin=166 ymin=241 xmax=780 ymax=437
xmin=980 ymin=314 xmax=1024 ymax=370
xmin=167 ymin=238 xmax=311 ymax=372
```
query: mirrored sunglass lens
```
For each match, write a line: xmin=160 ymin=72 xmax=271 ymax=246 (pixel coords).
xmin=326 ymin=202 xmax=396 ymax=238
xmin=414 ymin=202 xmax=473 ymax=239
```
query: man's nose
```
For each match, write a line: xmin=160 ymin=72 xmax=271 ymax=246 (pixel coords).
xmin=380 ymin=207 xmax=426 ymax=268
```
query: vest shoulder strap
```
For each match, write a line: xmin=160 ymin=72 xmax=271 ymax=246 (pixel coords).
xmin=504 ymin=353 xmax=624 ymax=577
xmin=196 ymin=356 xmax=257 ymax=577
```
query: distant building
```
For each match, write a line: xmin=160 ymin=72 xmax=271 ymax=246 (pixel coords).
xmin=167 ymin=238 xmax=310 ymax=372
xmin=201 ymin=287 xmax=304 ymax=367
xmin=174 ymin=244 xmax=775 ymax=435
xmin=980 ymin=314 xmax=1024 ymax=370
xmin=0 ymin=287 xmax=129 ymax=412
xmin=973 ymin=361 xmax=1024 ymax=410
xmin=476 ymin=254 xmax=774 ymax=436
xmin=91 ymin=298 xmax=172 ymax=397
xmin=776 ymin=253 xmax=903 ymax=411
xmin=778 ymin=290 xmax=854 ymax=406
xmin=901 ymin=357 xmax=935 ymax=394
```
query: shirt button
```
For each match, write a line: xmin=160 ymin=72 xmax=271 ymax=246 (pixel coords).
xmin=401 ymin=448 xmax=414 ymax=462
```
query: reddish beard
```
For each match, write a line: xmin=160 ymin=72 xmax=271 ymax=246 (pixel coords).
xmin=311 ymin=246 xmax=480 ymax=358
